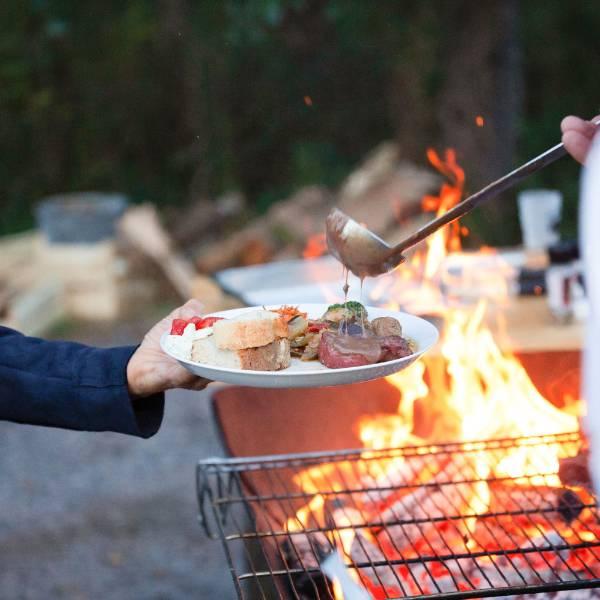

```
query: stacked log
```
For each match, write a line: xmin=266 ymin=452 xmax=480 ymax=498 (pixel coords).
xmin=118 ymin=204 xmax=242 ymax=313
xmin=35 ymin=236 xmax=125 ymax=321
xmin=0 ymin=231 xmax=66 ymax=335
xmin=0 ymin=203 xmax=243 ymax=333
xmin=194 ymin=144 xmax=439 ymax=274
xmin=195 ymin=185 xmax=334 ymax=273
xmin=0 ymin=143 xmax=441 ymax=331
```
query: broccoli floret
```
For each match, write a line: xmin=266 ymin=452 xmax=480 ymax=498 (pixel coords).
xmin=323 ymin=301 xmax=367 ymax=322
xmin=343 ymin=301 xmax=367 ymax=317
xmin=326 ymin=303 xmax=344 ymax=310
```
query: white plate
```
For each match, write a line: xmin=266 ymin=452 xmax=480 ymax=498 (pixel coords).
xmin=160 ymin=304 xmax=439 ymax=389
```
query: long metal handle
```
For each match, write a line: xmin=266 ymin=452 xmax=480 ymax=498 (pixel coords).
xmin=391 ymin=141 xmax=567 ymax=256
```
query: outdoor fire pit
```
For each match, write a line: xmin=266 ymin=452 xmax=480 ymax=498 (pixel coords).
xmin=194 ymin=146 xmax=596 ymax=599
xmin=198 ymin=431 xmax=599 ymax=599
xmin=195 ymin=345 xmax=598 ymax=599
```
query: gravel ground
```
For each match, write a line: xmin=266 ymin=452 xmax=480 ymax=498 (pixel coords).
xmin=0 ymin=312 xmax=238 ymax=599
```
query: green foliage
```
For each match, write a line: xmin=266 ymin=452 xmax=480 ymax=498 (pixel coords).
xmin=0 ymin=0 xmax=598 ymax=245
xmin=517 ymin=1 xmax=600 ymax=240
xmin=290 ymin=141 xmax=349 ymax=188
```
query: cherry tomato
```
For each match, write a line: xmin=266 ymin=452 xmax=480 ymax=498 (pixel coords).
xmin=197 ymin=316 xmax=224 ymax=329
xmin=170 ymin=319 xmax=189 ymax=335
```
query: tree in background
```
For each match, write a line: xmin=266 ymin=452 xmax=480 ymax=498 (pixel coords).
xmin=0 ymin=0 xmax=598 ymax=244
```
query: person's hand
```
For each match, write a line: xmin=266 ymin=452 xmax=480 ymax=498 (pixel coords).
xmin=561 ymin=115 xmax=600 ymax=164
xmin=127 ymin=299 xmax=210 ymax=397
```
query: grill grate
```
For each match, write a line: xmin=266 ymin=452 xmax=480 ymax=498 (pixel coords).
xmin=197 ymin=432 xmax=600 ymax=599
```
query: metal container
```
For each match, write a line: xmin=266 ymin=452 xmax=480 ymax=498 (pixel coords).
xmin=35 ymin=192 xmax=128 ymax=243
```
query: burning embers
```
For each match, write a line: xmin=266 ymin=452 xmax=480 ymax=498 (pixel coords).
xmin=281 ymin=436 xmax=598 ymax=599
xmin=197 ymin=433 xmax=599 ymax=599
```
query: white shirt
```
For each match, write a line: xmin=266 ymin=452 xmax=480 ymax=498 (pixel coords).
xmin=581 ymin=132 xmax=600 ymax=491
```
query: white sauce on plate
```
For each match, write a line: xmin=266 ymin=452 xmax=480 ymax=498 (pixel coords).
xmin=164 ymin=323 xmax=213 ymax=360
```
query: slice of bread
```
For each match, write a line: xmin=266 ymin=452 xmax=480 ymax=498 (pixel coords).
xmin=191 ymin=335 xmax=291 ymax=371
xmin=212 ymin=310 xmax=288 ymax=351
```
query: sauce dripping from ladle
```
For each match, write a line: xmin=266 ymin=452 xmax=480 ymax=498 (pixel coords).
xmin=326 ymin=208 xmax=406 ymax=278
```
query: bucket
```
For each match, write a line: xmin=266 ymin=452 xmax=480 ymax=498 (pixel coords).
xmin=35 ymin=192 xmax=129 ymax=243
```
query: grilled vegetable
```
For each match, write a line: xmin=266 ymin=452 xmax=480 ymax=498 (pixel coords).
xmin=301 ymin=331 xmax=323 ymax=361
xmin=287 ymin=314 xmax=308 ymax=339
xmin=272 ymin=305 xmax=307 ymax=322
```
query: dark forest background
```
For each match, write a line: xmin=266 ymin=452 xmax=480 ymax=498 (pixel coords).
xmin=1 ymin=0 xmax=598 ymax=244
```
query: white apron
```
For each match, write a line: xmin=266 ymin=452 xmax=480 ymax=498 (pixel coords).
xmin=581 ymin=132 xmax=600 ymax=491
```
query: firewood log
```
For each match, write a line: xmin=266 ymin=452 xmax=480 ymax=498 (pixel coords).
xmin=117 ymin=204 xmax=242 ymax=311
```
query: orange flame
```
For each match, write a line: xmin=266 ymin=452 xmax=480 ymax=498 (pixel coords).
xmin=290 ymin=148 xmax=585 ymax=595
xmin=359 ymin=147 xmax=579 ymax=483
xmin=302 ymin=232 xmax=328 ymax=259
xmin=475 ymin=115 xmax=485 ymax=127
xmin=421 ymin=149 xmax=465 ymax=278
xmin=285 ymin=494 xmax=324 ymax=533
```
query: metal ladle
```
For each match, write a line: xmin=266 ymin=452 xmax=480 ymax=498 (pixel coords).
xmin=326 ymin=132 xmax=595 ymax=279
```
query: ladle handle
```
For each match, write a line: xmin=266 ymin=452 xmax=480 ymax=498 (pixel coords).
xmin=391 ymin=141 xmax=568 ymax=256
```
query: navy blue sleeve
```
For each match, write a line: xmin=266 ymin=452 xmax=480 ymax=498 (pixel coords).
xmin=0 ymin=326 xmax=164 ymax=438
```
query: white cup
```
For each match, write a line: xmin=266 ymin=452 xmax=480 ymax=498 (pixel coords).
xmin=517 ymin=189 xmax=562 ymax=249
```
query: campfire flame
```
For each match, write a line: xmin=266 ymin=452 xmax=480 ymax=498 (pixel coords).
xmin=420 ymin=148 xmax=465 ymax=279
xmin=359 ymin=149 xmax=578 ymax=480
xmin=287 ymin=149 xmax=589 ymax=598
xmin=303 ymin=232 xmax=328 ymax=259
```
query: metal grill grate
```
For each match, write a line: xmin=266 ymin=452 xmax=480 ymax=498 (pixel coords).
xmin=197 ymin=432 xmax=600 ymax=599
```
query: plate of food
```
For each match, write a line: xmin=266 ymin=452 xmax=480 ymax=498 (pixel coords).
xmin=160 ymin=302 xmax=438 ymax=388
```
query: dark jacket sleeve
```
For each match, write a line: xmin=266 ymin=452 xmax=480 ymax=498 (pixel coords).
xmin=0 ymin=326 xmax=164 ymax=437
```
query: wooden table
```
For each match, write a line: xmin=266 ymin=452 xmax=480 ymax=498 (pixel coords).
xmin=493 ymin=295 xmax=583 ymax=352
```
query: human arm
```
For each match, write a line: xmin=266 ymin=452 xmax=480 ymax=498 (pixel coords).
xmin=0 ymin=299 xmax=208 ymax=437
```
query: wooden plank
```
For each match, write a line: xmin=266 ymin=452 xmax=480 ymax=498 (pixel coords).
xmin=35 ymin=237 xmax=117 ymax=275
xmin=66 ymin=285 xmax=120 ymax=321
xmin=118 ymin=204 xmax=195 ymax=299
xmin=118 ymin=203 xmax=242 ymax=311
xmin=2 ymin=279 xmax=65 ymax=335
xmin=0 ymin=230 xmax=38 ymax=260
xmin=0 ymin=231 xmax=38 ymax=280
